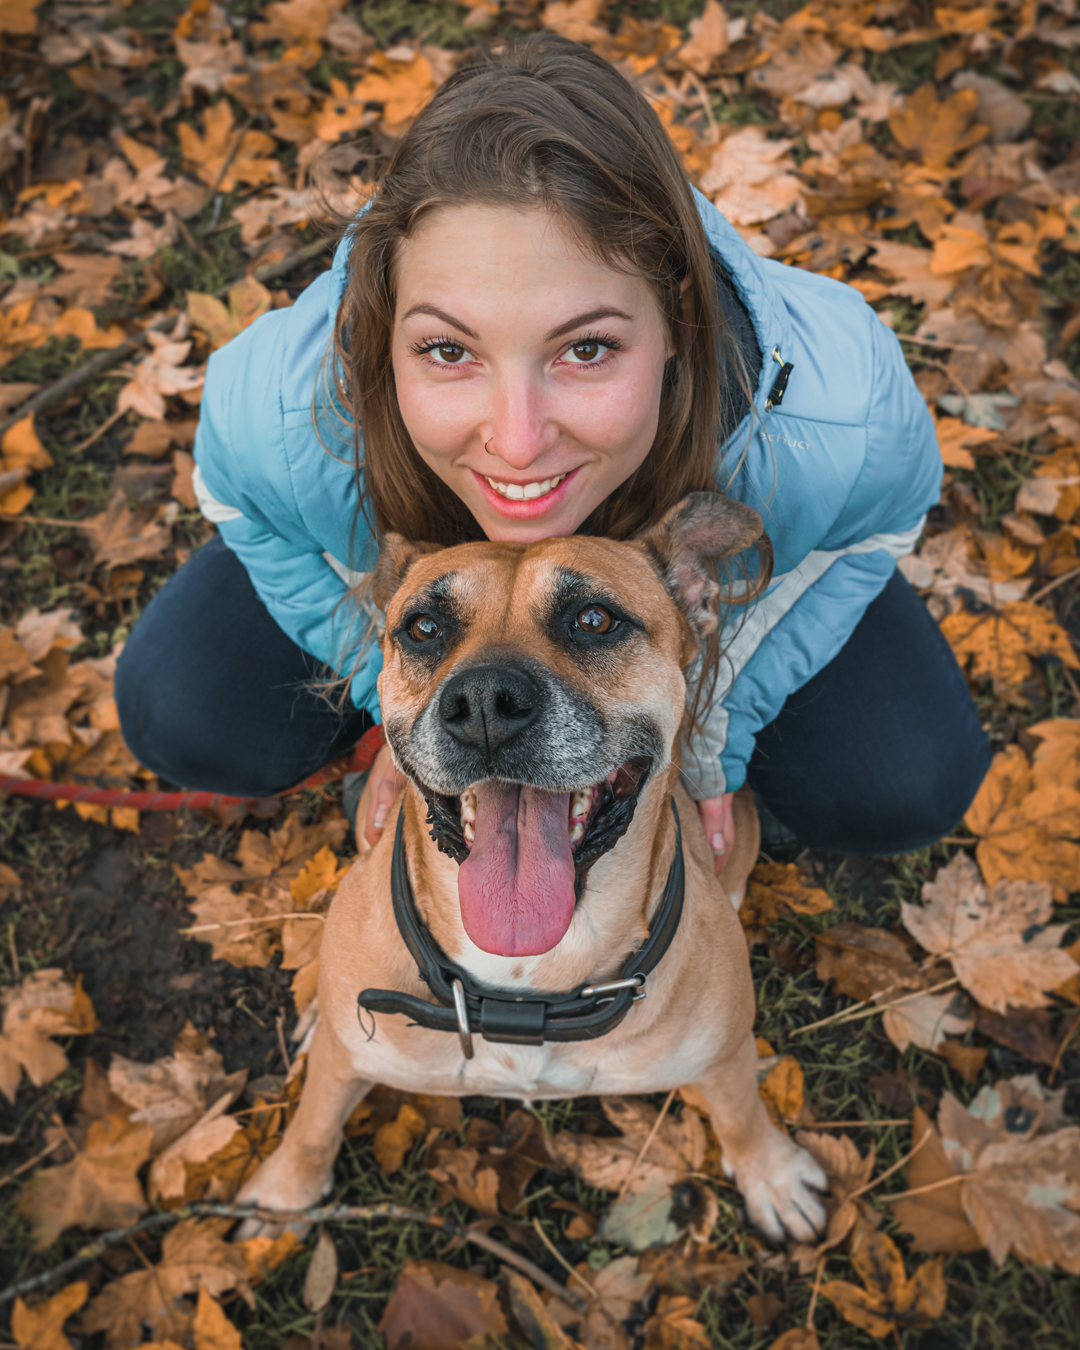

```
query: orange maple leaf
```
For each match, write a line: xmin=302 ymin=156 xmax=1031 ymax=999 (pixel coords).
xmin=940 ymin=600 xmax=1079 ymax=700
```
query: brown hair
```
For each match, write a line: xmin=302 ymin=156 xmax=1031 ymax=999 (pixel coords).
xmin=331 ymin=33 xmax=771 ymax=719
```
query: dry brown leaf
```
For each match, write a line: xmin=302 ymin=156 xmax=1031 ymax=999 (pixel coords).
xmin=0 ymin=970 xmax=97 ymax=1103
xmin=148 ymin=1097 xmax=245 ymax=1203
xmin=758 ymin=1054 xmax=806 ymax=1125
xmin=814 ymin=922 xmax=922 ymax=1002
xmin=374 ymin=1102 xmax=427 ymax=1175
xmin=303 ymin=1230 xmax=338 ymax=1314
xmin=187 ymin=276 xmax=272 ymax=351
xmin=820 ymin=1224 xmax=946 ymax=1337
xmin=117 ymin=332 xmax=204 ymax=421
xmin=888 ymin=82 xmax=987 ymax=170
xmin=107 ymin=1020 xmax=247 ymax=1152
xmin=964 ymin=745 xmax=1080 ymax=899
xmin=676 ymin=0 xmax=728 ymax=75
xmin=548 ymin=1095 xmax=706 ymax=1196
xmin=881 ymin=989 xmax=974 ymax=1053
xmin=740 ymin=861 xmax=833 ymax=945
xmin=82 ymin=1218 xmax=251 ymax=1348
xmin=941 ymin=600 xmax=1079 ymax=701
xmin=192 ymin=1290 xmax=242 ymax=1350
xmin=699 ymin=128 xmax=803 ymax=226
xmin=764 ymin=1332 xmax=820 ymax=1350
xmin=12 ymin=1282 xmax=89 ymax=1350
xmin=236 ymin=1231 xmax=300 ymax=1284
xmin=901 ymin=852 xmax=1077 ymax=1011
xmin=83 ymin=488 xmax=178 ymax=569
xmin=1030 ymin=718 xmax=1080 ymax=791
xmin=936 ymin=1077 xmax=1080 ymax=1271
xmin=178 ymin=101 xmax=281 ymax=191
xmin=16 ymin=1114 xmax=151 ymax=1250
xmin=891 ymin=1106 xmax=983 ymax=1254
xmin=788 ymin=1130 xmax=877 ymax=1274
xmin=378 ymin=1261 xmax=507 ymax=1350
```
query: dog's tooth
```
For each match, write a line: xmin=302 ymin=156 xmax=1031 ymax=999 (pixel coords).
xmin=570 ymin=790 xmax=590 ymax=819
xmin=460 ymin=788 xmax=477 ymax=823
xmin=569 ymin=821 xmax=585 ymax=844
xmin=464 ymin=821 xmax=475 ymax=843
xmin=522 ymin=481 xmax=542 ymax=500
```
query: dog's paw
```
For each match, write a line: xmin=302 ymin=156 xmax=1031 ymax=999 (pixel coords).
xmin=232 ymin=1149 xmax=334 ymax=1241
xmin=726 ymin=1131 xmax=827 ymax=1245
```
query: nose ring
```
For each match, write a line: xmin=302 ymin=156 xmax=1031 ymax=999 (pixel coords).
xmin=484 ymin=438 xmax=495 ymax=455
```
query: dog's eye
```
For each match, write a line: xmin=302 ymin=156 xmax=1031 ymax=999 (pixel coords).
xmin=577 ymin=605 xmax=615 ymax=634
xmin=408 ymin=614 xmax=442 ymax=642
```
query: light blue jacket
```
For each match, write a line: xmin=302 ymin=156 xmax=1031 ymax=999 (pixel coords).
xmin=193 ymin=188 xmax=941 ymax=798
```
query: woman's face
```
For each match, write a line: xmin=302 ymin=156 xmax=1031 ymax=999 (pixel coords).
xmin=391 ymin=204 xmax=675 ymax=543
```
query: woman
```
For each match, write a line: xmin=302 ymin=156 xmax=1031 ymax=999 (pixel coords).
xmin=116 ymin=33 xmax=990 ymax=865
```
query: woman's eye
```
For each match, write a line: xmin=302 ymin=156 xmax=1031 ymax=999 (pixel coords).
xmin=565 ymin=340 xmax=606 ymax=364
xmin=409 ymin=614 xmax=442 ymax=641
xmin=577 ymin=605 xmax=615 ymax=633
xmin=426 ymin=343 xmax=469 ymax=364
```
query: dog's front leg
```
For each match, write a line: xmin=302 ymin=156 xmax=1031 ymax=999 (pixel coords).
xmin=235 ymin=1017 xmax=372 ymax=1238
xmin=693 ymin=1036 xmax=826 ymax=1244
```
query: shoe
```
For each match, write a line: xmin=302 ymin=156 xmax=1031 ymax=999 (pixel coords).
xmin=753 ymin=793 xmax=804 ymax=862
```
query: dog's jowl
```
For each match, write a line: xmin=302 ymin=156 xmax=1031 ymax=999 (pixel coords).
xmin=237 ymin=492 xmax=828 ymax=1245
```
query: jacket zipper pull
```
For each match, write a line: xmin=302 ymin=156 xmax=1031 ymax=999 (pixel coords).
xmin=766 ymin=345 xmax=794 ymax=411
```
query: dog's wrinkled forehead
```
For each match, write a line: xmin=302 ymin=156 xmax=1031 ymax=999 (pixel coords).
xmin=381 ymin=537 xmax=685 ymax=673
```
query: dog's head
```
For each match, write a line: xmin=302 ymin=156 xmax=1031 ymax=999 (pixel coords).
xmin=372 ymin=491 xmax=762 ymax=959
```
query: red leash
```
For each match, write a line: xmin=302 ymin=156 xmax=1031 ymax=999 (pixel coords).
xmin=0 ymin=723 xmax=387 ymax=813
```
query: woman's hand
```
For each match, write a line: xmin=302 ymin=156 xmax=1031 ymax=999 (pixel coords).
xmin=364 ymin=744 xmax=406 ymax=847
xmin=698 ymin=792 xmax=735 ymax=877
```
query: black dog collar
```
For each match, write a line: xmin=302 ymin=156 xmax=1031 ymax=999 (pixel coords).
xmin=357 ymin=798 xmax=685 ymax=1057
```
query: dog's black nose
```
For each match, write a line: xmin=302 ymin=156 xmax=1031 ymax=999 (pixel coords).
xmin=438 ymin=665 xmax=540 ymax=755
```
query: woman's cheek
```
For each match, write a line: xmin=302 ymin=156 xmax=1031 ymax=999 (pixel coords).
xmin=559 ymin=367 xmax=661 ymax=458
xmin=395 ymin=375 xmax=478 ymax=460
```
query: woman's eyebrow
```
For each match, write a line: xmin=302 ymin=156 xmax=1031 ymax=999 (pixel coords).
xmin=398 ymin=303 xmax=634 ymax=343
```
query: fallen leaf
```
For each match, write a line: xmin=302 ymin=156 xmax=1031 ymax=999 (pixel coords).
xmin=819 ymin=1225 xmax=946 ymax=1337
xmin=12 ymin=1283 xmax=89 ymax=1350
xmin=193 ymin=1289 xmax=242 ymax=1350
xmin=82 ymin=1218 xmax=252 ymax=1347
xmin=178 ymin=101 xmax=281 ymax=191
xmin=116 ymin=333 xmax=204 ymax=421
xmin=891 ymin=1106 xmax=983 ymax=1253
xmin=814 ymin=922 xmax=922 ymax=1002
xmin=888 ymin=83 xmax=987 ymax=171
xmin=0 ymin=970 xmax=97 ymax=1103
xmin=676 ymin=0 xmax=729 ymax=75
xmin=147 ymin=1096 xmax=245 ymax=1203
xmin=699 ymin=127 xmax=803 ymax=226
xmin=964 ymin=745 xmax=1080 ymax=899
xmin=739 ymin=862 xmax=834 ymax=944
xmin=236 ymin=1231 xmax=300 ymax=1284
xmin=16 ymin=1114 xmax=151 ymax=1250
xmin=758 ymin=1054 xmax=806 ymax=1125
xmin=303 ymin=1230 xmax=338 ymax=1312
xmin=882 ymin=989 xmax=975 ymax=1053
xmin=187 ymin=275 xmax=272 ymax=351
xmin=83 ymin=489 xmax=178 ymax=569
xmin=378 ymin=1261 xmax=507 ymax=1350
xmin=941 ymin=600 xmax=1079 ymax=701
xmin=108 ymin=1020 xmax=247 ymax=1152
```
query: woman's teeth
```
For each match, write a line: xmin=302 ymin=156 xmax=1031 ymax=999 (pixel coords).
xmin=485 ymin=474 xmax=566 ymax=501
xmin=458 ymin=785 xmax=594 ymax=847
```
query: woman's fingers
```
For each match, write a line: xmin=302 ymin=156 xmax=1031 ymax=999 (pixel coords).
xmin=364 ymin=745 xmax=405 ymax=847
xmin=697 ymin=792 xmax=736 ymax=877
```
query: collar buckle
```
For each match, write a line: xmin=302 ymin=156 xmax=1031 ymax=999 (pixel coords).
xmin=451 ymin=978 xmax=474 ymax=1059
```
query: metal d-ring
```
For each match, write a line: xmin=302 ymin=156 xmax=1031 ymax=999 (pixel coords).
xmin=452 ymin=978 xmax=474 ymax=1059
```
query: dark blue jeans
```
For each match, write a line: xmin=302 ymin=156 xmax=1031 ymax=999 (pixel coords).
xmin=116 ymin=535 xmax=990 ymax=853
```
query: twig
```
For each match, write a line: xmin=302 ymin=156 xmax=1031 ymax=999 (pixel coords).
xmin=0 ymin=1200 xmax=588 ymax=1313
xmin=883 ymin=1173 xmax=964 ymax=1203
xmin=0 ymin=239 xmax=331 ymax=437
xmin=531 ymin=1218 xmax=597 ymax=1301
xmin=72 ymin=406 xmax=125 ymax=456
xmin=615 ymin=1087 xmax=676 ymax=1202
xmin=800 ymin=1119 xmax=908 ymax=1129
xmin=203 ymin=118 xmax=254 ymax=211
xmin=1050 ymin=1010 xmax=1080 ymax=1084
xmin=179 ymin=912 xmax=325 ymax=936
xmin=0 ymin=1137 xmax=60 ymax=1189
xmin=939 ymin=836 xmax=977 ymax=846
xmin=806 ymin=1254 xmax=825 ymax=1328
xmin=1030 ymin=563 xmax=1080 ymax=604
xmin=0 ymin=512 xmax=95 ymax=529
xmin=791 ymin=977 xmax=960 ymax=1037
xmin=896 ymin=334 xmax=978 ymax=352
xmin=849 ymin=1129 xmax=931 ymax=1202
xmin=275 ymin=1011 xmax=291 ymax=1072
xmin=7 ymin=924 xmax=18 ymax=981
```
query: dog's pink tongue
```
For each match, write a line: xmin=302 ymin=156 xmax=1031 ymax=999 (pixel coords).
xmin=457 ymin=780 xmax=576 ymax=956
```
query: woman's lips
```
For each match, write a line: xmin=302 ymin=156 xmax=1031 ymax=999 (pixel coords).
xmin=471 ymin=466 xmax=581 ymax=519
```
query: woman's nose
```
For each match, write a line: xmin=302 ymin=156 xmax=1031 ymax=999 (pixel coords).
xmin=486 ymin=372 xmax=558 ymax=469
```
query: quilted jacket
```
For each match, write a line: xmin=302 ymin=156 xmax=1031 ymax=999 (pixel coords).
xmin=193 ymin=187 xmax=941 ymax=798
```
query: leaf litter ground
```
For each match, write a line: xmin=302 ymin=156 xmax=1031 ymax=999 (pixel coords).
xmin=4 ymin=0 xmax=1080 ymax=1346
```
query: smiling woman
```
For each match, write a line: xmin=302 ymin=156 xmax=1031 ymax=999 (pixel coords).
xmin=115 ymin=31 xmax=992 ymax=872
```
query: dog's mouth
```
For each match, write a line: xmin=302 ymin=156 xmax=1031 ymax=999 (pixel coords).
xmin=417 ymin=758 xmax=650 ymax=958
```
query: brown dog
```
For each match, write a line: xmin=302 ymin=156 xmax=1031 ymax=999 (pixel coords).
xmin=237 ymin=492 xmax=826 ymax=1243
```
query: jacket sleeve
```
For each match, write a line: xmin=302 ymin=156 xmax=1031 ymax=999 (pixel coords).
xmin=682 ymin=320 xmax=942 ymax=799
xmin=192 ymin=309 xmax=384 ymax=721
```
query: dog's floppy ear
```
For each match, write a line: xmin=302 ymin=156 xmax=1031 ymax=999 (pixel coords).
xmin=634 ymin=491 xmax=764 ymax=638
xmin=371 ymin=533 xmax=443 ymax=611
